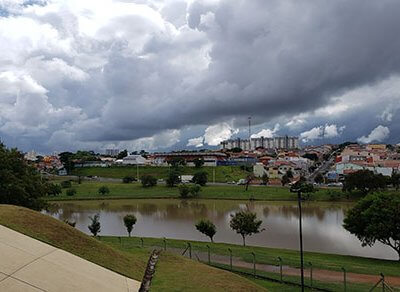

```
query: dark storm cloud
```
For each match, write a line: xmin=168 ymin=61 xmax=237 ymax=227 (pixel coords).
xmin=1 ymin=0 xmax=400 ymax=152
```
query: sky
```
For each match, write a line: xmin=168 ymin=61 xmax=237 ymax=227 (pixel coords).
xmin=1 ymin=0 xmax=400 ymax=153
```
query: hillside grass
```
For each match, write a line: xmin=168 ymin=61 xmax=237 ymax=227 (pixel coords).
xmin=46 ymin=180 xmax=363 ymax=202
xmin=0 ymin=204 xmax=265 ymax=292
xmin=72 ymin=165 xmax=250 ymax=182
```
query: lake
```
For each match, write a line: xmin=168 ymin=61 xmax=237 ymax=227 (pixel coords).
xmin=44 ymin=199 xmax=397 ymax=260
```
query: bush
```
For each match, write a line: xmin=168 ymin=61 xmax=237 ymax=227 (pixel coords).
xmin=141 ymin=175 xmax=157 ymax=188
xmin=66 ymin=188 xmax=77 ymax=196
xmin=192 ymin=171 xmax=208 ymax=186
xmin=61 ymin=180 xmax=72 ymax=188
xmin=179 ymin=184 xmax=190 ymax=198
xmin=98 ymin=186 xmax=110 ymax=195
xmin=122 ymin=176 xmax=135 ymax=183
xmin=189 ymin=184 xmax=201 ymax=197
xmin=328 ymin=190 xmax=342 ymax=201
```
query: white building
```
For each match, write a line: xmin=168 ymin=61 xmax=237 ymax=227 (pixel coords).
xmin=105 ymin=149 xmax=119 ymax=156
xmin=119 ymin=155 xmax=149 ymax=165
xmin=220 ymin=136 xmax=299 ymax=151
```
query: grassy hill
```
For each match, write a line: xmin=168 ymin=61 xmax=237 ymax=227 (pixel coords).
xmin=0 ymin=204 xmax=265 ymax=292
xmin=72 ymin=165 xmax=250 ymax=183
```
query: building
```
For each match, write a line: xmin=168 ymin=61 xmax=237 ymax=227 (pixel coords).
xmin=105 ymin=149 xmax=120 ymax=156
xmin=117 ymin=155 xmax=149 ymax=165
xmin=152 ymin=152 xmax=227 ymax=166
xmin=220 ymin=136 xmax=299 ymax=151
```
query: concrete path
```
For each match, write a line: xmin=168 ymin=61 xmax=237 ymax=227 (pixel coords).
xmin=0 ymin=225 xmax=141 ymax=292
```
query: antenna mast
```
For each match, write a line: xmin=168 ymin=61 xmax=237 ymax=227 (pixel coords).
xmin=248 ymin=116 xmax=252 ymax=140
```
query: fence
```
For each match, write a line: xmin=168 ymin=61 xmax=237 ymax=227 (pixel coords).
xmin=103 ymin=236 xmax=399 ymax=292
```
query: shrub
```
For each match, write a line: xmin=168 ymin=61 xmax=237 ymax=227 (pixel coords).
xmin=141 ymin=175 xmax=157 ymax=188
xmin=66 ymin=188 xmax=77 ymax=196
xmin=189 ymin=184 xmax=201 ymax=197
xmin=47 ymin=183 xmax=62 ymax=196
xmin=61 ymin=180 xmax=72 ymax=188
xmin=179 ymin=184 xmax=190 ymax=198
xmin=122 ymin=176 xmax=135 ymax=183
xmin=98 ymin=186 xmax=110 ymax=195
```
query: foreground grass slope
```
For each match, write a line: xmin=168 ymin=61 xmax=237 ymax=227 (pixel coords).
xmin=0 ymin=205 xmax=265 ymax=292
xmin=47 ymin=180 xmax=363 ymax=202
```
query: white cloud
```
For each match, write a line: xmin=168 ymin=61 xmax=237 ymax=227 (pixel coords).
xmin=187 ymin=136 xmax=204 ymax=147
xmin=187 ymin=122 xmax=238 ymax=147
xmin=300 ymin=124 xmax=345 ymax=142
xmin=357 ymin=125 xmax=390 ymax=144
xmin=204 ymin=123 xmax=239 ymax=146
xmin=251 ymin=123 xmax=280 ymax=138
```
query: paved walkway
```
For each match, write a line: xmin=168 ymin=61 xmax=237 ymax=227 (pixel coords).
xmin=0 ymin=225 xmax=141 ymax=291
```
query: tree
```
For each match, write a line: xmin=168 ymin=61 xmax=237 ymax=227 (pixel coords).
xmin=117 ymin=150 xmax=128 ymax=159
xmin=290 ymin=180 xmax=317 ymax=200
xmin=195 ymin=219 xmax=216 ymax=242
xmin=302 ymin=153 xmax=319 ymax=161
xmin=286 ymin=169 xmax=294 ymax=179
xmin=98 ymin=186 xmax=110 ymax=195
xmin=166 ymin=170 xmax=181 ymax=187
xmin=169 ymin=157 xmax=186 ymax=168
xmin=59 ymin=152 xmax=74 ymax=174
xmin=343 ymin=193 xmax=400 ymax=260
xmin=0 ymin=143 xmax=48 ymax=210
xmin=343 ymin=170 xmax=386 ymax=195
xmin=88 ymin=214 xmax=101 ymax=236
xmin=281 ymin=174 xmax=291 ymax=186
xmin=245 ymin=174 xmax=255 ymax=191
xmin=314 ymin=173 xmax=324 ymax=184
xmin=66 ymin=188 xmax=77 ymax=196
xmin=192 ymin=171 xmax=208 ymax=186
xmin=47 ymin=183 xmax=62 ymax=196
xmin=193 ymin=158 xmax=204 ymax=168
xmin=123 ymin=176 xmax=135 ymax=183
xmin=230 ymin=211 xmax=264 ymax=246
xmin=261 ymin=173 xmax=269 ymax=185
xmin=391 ymin=172 xmax=400 ymax=191
xmin=141 ymin=175 xmax=157 ymax=188
xmin=123 ymin=214 xmax=137 ymax=237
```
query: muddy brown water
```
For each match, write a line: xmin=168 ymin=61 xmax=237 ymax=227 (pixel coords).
xmin=44 ymin=199 xmax=397 ymax=260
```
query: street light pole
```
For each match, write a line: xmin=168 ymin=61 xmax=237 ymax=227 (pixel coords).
xmin=297 ymin=190 xmax=305 ymax=292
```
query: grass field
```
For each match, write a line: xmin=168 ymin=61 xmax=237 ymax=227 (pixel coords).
xmin=72 ymin=165 xmax=250 ymax=182
xmin=46 ymin=179 xmax=365 ymax=202
xmin=0 ymin=205 xmax=265 ymax=292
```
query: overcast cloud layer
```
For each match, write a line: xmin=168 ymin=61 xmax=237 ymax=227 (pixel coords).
xmin=1 ymin=0 xmax=400 ymax=153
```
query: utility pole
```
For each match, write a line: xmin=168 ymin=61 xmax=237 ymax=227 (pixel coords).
xmin=297 ymin=190 xmax=305 ymax=291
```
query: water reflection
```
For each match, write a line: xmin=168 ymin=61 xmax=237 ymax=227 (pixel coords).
xmin=44 ymin=199 xmax=397 ymax=260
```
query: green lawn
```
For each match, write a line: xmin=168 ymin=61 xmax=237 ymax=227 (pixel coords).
xmin=101 ymin=236 xmax=400 ymax=277
xmin=46 ymin=180 xmax=366 ymax=202
xmin=72 ymin=165 xmax=251 ymax=183
xmin=0 ymin=205 xmax=265 ymax=292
